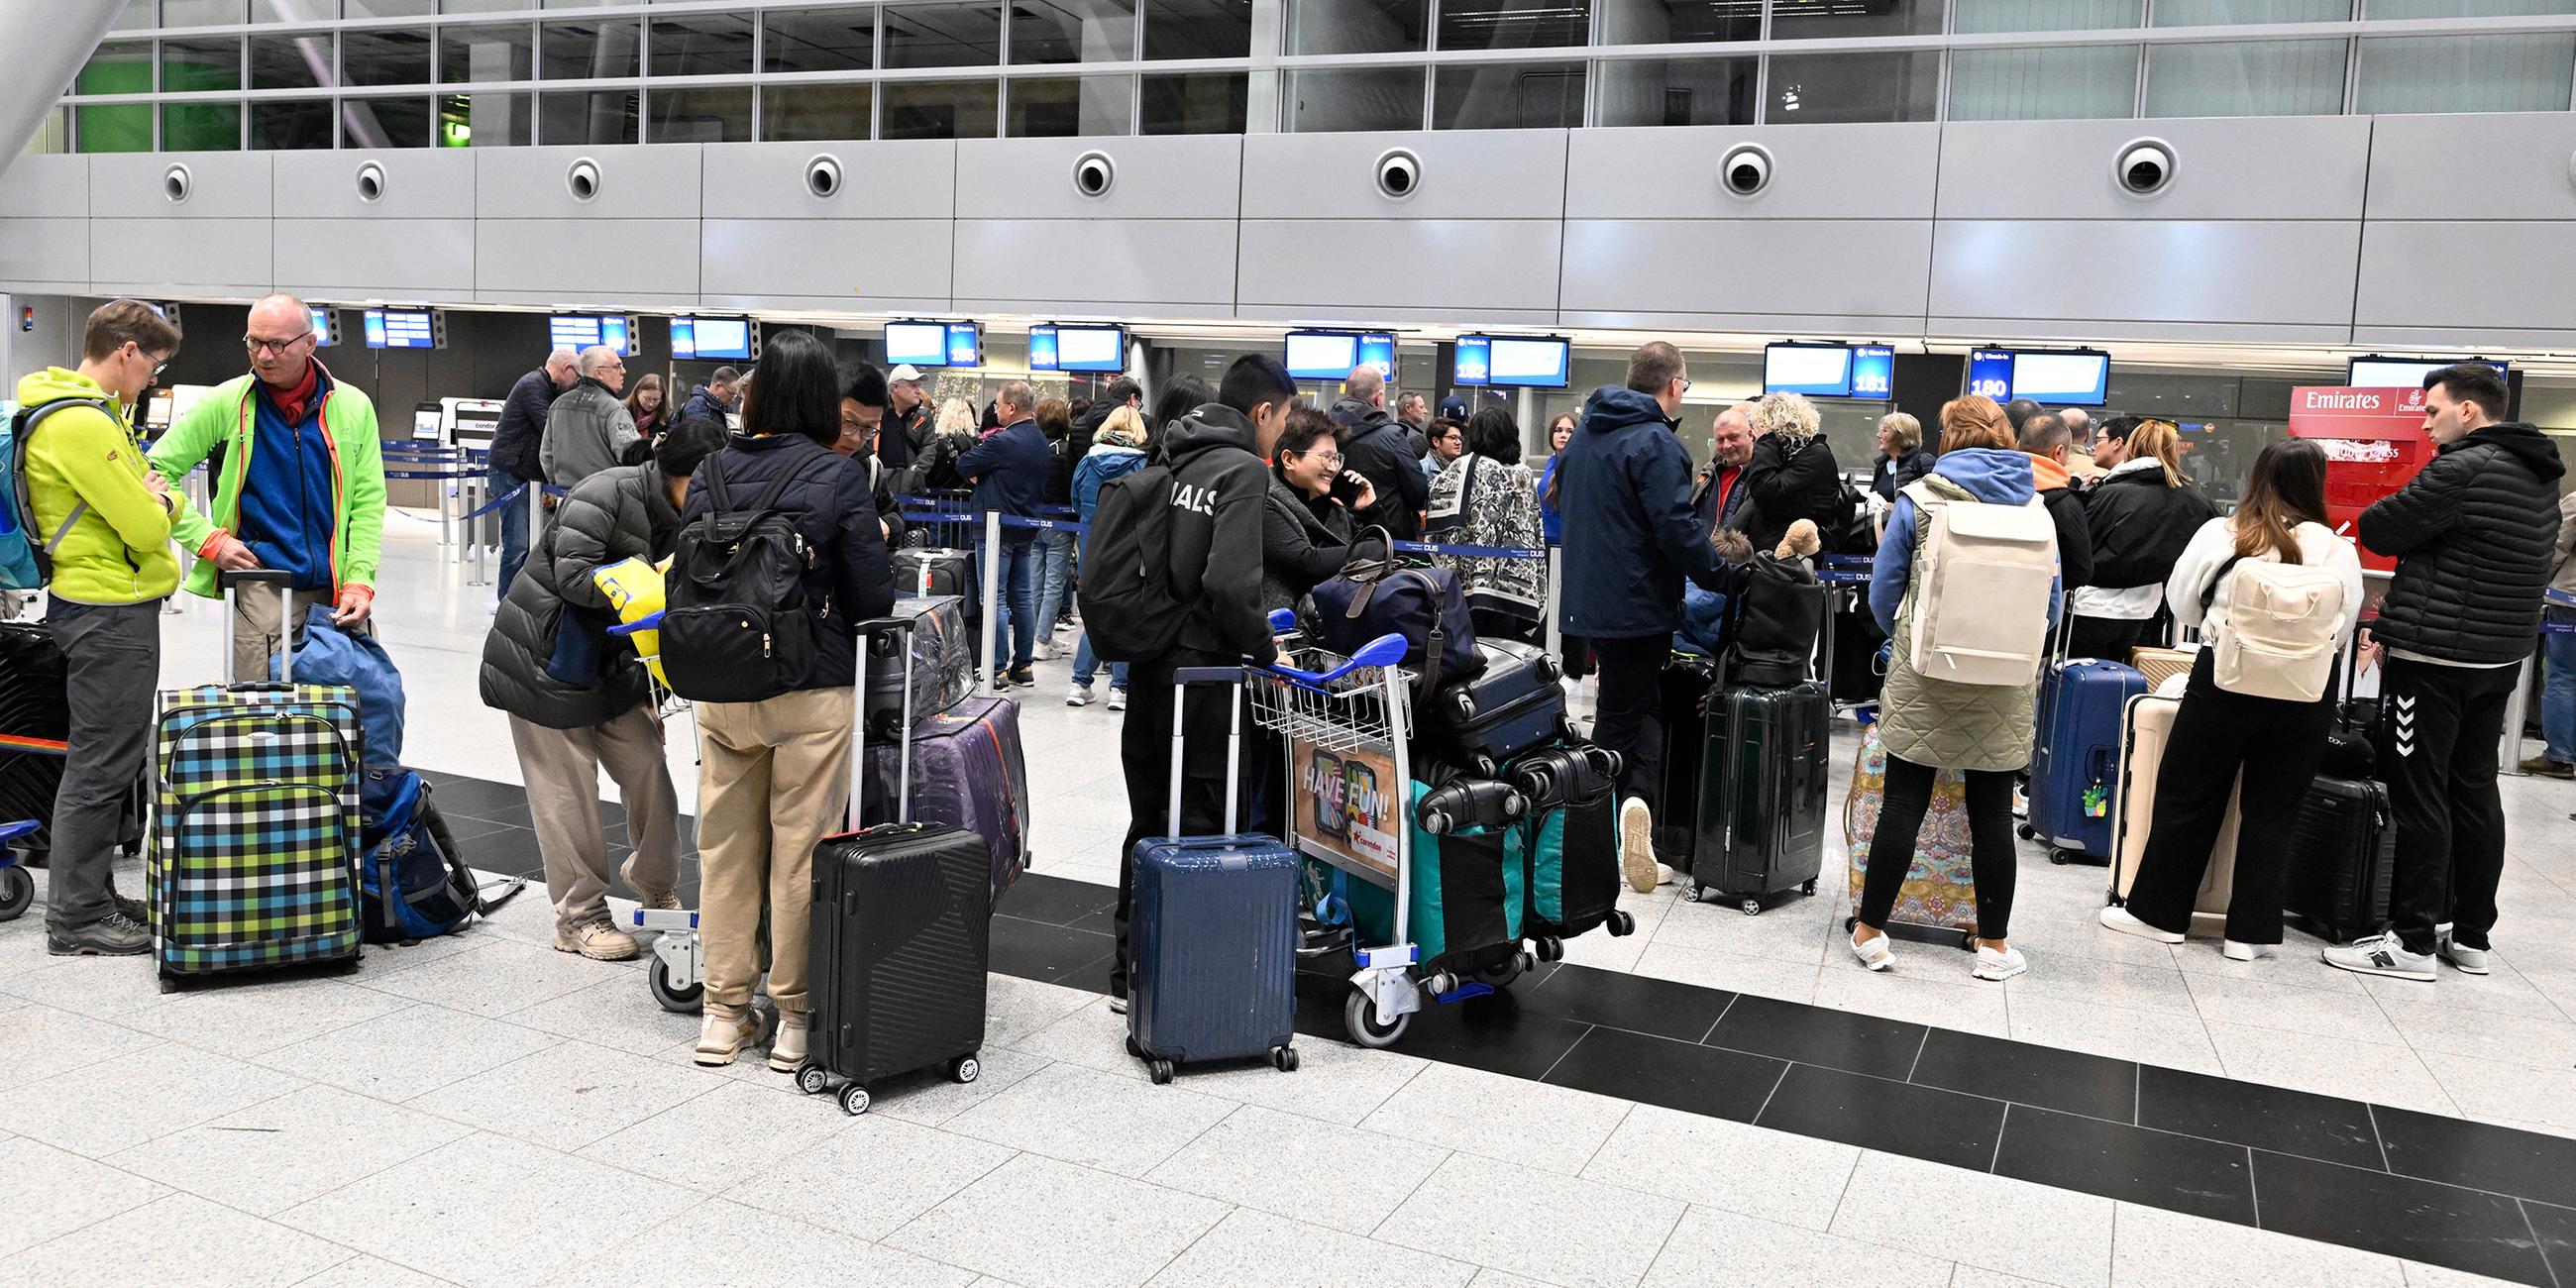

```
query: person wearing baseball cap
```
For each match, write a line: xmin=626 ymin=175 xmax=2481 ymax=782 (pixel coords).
xmin=882 ymin=364 xmax=928 ymax=472
xmin=1439 ymin=394 xmax=1469 ymax=422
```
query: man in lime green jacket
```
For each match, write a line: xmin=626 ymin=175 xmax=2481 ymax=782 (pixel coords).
xmin=149 ymin=294 xmax=386 ymax=681
xmin=16 ymin=299 xmax=186 ymax=956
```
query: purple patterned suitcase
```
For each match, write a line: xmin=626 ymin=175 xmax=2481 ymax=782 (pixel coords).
xmin=864 ymin=695 xmax=1029 ymax=899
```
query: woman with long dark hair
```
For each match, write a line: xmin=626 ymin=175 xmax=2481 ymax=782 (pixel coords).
xmin=2100 ymin=438 xmax=2362 ymax=962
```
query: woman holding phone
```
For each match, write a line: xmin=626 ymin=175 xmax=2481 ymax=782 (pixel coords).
xmin=1261 ymin=406 xmax=1384 ymax=617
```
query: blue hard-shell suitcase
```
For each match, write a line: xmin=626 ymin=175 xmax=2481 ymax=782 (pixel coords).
xmin=1127 ymin=665 xmax=1300 ymax=1083
xmin=2026 ymin=656 xmax=2146 ymax=865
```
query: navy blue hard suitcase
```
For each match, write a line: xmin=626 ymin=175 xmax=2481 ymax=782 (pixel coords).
xmin=2025 ymin=656 xmax=2145 ymax=866
xmin=1127 ymin=665 xmax=1300 ymax=1084
xmin=1421 ymin=637 xmax=1568 ymax=779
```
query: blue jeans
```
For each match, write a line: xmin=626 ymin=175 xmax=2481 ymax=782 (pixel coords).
xmin=1071 ymin=632 xmax=1127 ymax=692
xmin=978 ymin=536 xmax=1039 ymax=672
xmin=2544 ymin=626 xmax=2576 ymax=764
xmin=492 ymin=467 xmax=530 ymax=593
xmin=1033 ymin=530 xmax=1075 ymax=637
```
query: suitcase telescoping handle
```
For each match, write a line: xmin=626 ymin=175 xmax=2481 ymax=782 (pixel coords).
xmin=218 ymin=567 xmax=299 ymax=686
xmin=1168 ymin=665 xmax=1248 ymax=839
xmin=846 ymin=614 xmax=920 ymax=831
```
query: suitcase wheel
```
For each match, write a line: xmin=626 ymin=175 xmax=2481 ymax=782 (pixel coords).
xmin=1801 ymin=879 xmax=1818 ymax=897
xmin=837 ymin=1083 xmax=872 ymax=1116
xmin=0 ymin=865 xmax=31 ymax=921
xmin=1147 ymin=1058 xmax=1176 ymax=1086
xmin=1534 ymin=936 xmax=1563 ymax=963
xmin=1740 ymin=898 xmax=1765 ymax=917
xmin=648 ymin=958 xmax=704 ymax=1014
xmin=1607 ymin=911 xmax=1637 ymax=937
xmin=2016 ymin=822 xmax=2037 ymax=841
xmin=1270 ymin=1045 xmax=1299 ymax=1073
xmin=950 ymin=1054 xmax=981 ymax=1085
xmin=2048 ymin=848 xmax=2077 ymax=866
xmin=796 ymin=1062 xmax=831 ymax=1096
xmin=1681 ymin=886 xmax=1702 ymax=904
xmin=1343 ymin=991 xmax=1410 ymax=1049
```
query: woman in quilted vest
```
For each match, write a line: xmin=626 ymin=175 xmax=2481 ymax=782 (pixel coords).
xmin=2101 ymin=439 xmax=2361 ymax=961
xmin=1851 ymin=396 xmax=2061 ymax=983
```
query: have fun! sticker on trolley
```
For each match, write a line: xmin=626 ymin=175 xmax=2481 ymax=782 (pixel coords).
xmin=1294 ymin=741 xmax=1399 ymax=886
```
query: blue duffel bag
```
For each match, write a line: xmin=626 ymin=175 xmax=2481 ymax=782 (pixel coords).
xmin=1309 ymin=543 xmax=1480 ymax=691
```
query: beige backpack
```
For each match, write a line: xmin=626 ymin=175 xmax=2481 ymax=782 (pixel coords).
xmin=2209 ymin=552 xmax=2346 ymax=701
xmin=1900 ymin=481 xmax=2058 ymax=687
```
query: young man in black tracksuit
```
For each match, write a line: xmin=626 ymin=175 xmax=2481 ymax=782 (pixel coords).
xmin=1110 ymin=356 xmax=1295 ymax=1009
xmin=2325 ymin=365 xmax=2566 ymax=983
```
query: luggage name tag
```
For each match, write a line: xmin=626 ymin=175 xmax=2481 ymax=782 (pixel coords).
xmin=2082 ymin=782 xmax=2108 ymax=818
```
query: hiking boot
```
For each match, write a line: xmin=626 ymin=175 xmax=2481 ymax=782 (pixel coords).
xmin=553 ymin=920 xmax=640 ymax=961
xmin=1007 ymin=668 xmax=1037 ymax=689
xmin=695 ymin=1003 xmax=760 ymax=1067
xmin=619 ymin=860 xmax=682 ymax=912
xmin=48 ymin=911 xmax=150 ymax=957
xmin=109 ymin=883 xmax=147 ymax=926
xmin=769 ymin=1012 xmax=809 ymax=1073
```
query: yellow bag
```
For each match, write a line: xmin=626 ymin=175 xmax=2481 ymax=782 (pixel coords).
xmin=591 ymin=558 xmax=669 ymax=686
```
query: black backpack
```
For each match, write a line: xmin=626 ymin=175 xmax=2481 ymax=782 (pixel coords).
xmin=1077 ymin=462 xmax=1188 ymax=663
xmin=660 ymin=449 xmax=834 ymax=703
xmin=1724 ymin=553 xmax=1829 ymax=689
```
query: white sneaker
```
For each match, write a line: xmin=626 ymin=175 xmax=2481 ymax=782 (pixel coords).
xmin=1065 ymin=683 xmax=1094 ymax=707
xmin=1656 ymin=862 xmax=1679 ymax=888
xmin=2436 ymin=931 xmax=2492 ymax=975
xmin=1105 ymin=688 xmax=1127 ymax=711
xmin=2221 ymin=939 xmax=2272 ymax=962
xmin=1031 ymin=641 xmax=1056 ymax=662
xmin=1617 ymin=798 xmax=1658 ymax=894
xmin=1849 ymin=929 xmax=1894 ymax=972
xmin=2321 ymin=931 xmax=2436 ymax=982
xmin=2098 ymin=905 xmax=2184 ymax=945
xmin=1971 ymin=941 xmax=2028 ymax=982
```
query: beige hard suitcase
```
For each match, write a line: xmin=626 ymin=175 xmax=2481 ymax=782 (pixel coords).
xmin=2108 ymin=692 xmax=2239 ymax=928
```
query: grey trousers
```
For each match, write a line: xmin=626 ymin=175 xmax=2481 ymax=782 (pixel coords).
xmin=46 ymin=598 xmax=161 ymax=931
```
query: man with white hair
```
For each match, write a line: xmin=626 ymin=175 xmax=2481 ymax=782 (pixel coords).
xmin=541 ymin=345 xmax=640 ymax=488
xmin=487 ymin=346 xmax=578 ymax=593
xmin=883 ymin=364 xmax=929 ymax=472
xmin=151 ymin=293 xmax=387 ymax=681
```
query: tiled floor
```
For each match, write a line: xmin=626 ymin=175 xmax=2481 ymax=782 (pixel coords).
xmin=3 ymin=519 xmax=2573 ymax=1287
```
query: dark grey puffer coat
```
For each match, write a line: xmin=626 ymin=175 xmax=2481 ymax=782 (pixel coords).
xmin=480 ymin=463 xmax=682 ymax=729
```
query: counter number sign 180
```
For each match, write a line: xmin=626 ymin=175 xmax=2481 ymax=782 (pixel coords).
xmin=1968 ymin=350 xmax=2015 ymax=400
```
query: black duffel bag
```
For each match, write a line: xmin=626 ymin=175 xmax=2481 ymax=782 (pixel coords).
xmin=1309 ymin=532 xmax=1481 ymax=691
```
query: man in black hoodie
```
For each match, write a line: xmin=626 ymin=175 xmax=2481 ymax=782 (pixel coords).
xmin=1110 ymin=355 xmax=1294 ymax=1010
xmin=1332 ymin=366 xmax=1428 ymax=541
xmin=2325 ymin=365 xmax=2566 ymax=984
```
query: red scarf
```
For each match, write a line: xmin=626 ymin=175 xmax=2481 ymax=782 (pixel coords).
xmin=264 ymin=362 xmax=321 ymax=424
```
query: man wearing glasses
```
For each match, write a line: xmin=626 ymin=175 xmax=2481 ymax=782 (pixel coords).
xmin=540 ymin=346 xmax=640 ymax=490
xmin=152 ymin=293 xmax=387 ymax=684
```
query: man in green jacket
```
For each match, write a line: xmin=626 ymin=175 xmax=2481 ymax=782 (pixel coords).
xmin=149 ymin=294 xmax=386 ymax=681
xmin=16 ymin=299 xmax=185 ymax=956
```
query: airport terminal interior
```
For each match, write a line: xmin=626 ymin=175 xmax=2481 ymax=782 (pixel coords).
xmin=9 ymin=1 xmax=2576 ymax=1286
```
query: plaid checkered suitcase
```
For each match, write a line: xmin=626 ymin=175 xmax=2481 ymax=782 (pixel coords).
xmin=151 ymin=571 xmax=364 ymax=988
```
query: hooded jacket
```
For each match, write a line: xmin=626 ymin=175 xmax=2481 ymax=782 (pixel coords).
xmin=149 ymin=367 xmax=386 ymax=602
xmin=2362 ymin=422 xmax=2567 ymax=666
xmin=1055 ymin=397 xmax=1122 ymax=510
xmin=1160 ymin=403 xmax=1278 ymax=666
xmin=676 ymin=432 xmax=897 ymax=692
xmin=480 ymin=462 xmax=680 ymax=729
xmin=2026 ymin=452 xmax=2094 ymax=591
xmin=542 ymin=377 xmax=641 ymax=487
xmin=1554 ymin=385 xmax=1736 ymax=640
xmin=1072 ymin=439 xmax=1148 ymax=552
xmin=488 ymin=368 xmax=561 ymax=483
xmin=1331 ymin=396 xmax=1427 ymax=542
xmin=1737 ymin=431 xmax=1843 ymax=555
xmin=2077 ymin=457 xmax=2217 ymax=617
xmin=14 ymin=368 xmax=180 ymax=605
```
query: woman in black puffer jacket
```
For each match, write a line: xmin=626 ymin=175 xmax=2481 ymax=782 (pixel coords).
xmin=1261 ymin=406 xmax=1386 ymax=615
xmin=1737 ymin=391 xmax=1845 ymax=555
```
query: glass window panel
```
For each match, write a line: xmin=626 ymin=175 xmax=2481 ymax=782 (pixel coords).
xmin=764 ymin=8 xmax=875 ymax=72
xmin=1763 ymin=50 xmax=1940 ymax=122
xmin=1143 ymin=0 xmax=1253 ymax=57
xmin=540 ymin=89 xmax=638 ymax=143
xmin=762 ymin=81 xmax=872 ymax=139
xmin=76 ymin=104 xmax=156 ymax=153
xmin=161 ymin=0 xmax=246 ymax=26
xmin=881 ymin=79 xmax=1000 ymax=137
xmin=250 ymin=97 xmax=333 ymax=147
xmin=2145 ymin=39 xmax=2345 ymax=116
xmin=437 ymin=90 xmax=530 ymax=144
xmin=1954 ymin=0 xmax=2143 ymax=33
xmin=162 ymin=37 xmax=243 ymax=92
xmin=1771 ymin=0 xmax=1942 ymax=39
xmin=343 ymin=30 xmax=432 ymax=85
xmin=1013 ymin=0 xmax=1136 ymax=63
xmin=1283 ymin=65 xmax=1424 ymax=130
xmin=649 ymin=14 xmax=755 ymax=76
xmin=340 ymin=96 xmax=435 ymax=147
xmin=440 ymin=0 xmax=528 ymax=11
xmin=250 ymin=0 xmax=336 ymax=20
xmin=541 ymin=18 xmax=641 ymax=79
xmin=2153 ymin=0 xmax=2350 ymax=23
xmin=250 ymin=32 xmax=334 ymax=88
xmin=78 ymin=42 xmax=157 ymax=95
xmin=1142 ymin=70 xmax=1246 ymax=131
xmin=1286 ymin=0 xmax=1428 ymax=54
xmin=1948 ymin=45 xmax=2138 ymax=119
xmin=161 ymin=102 xmax=242 ymax=149
xmin=1008 ymin=74 xmax=1134 ymax=134
xmin=26 ymin=107 xmax=73 ymax=156
xmin=441 ymin=24 xmax=534 ymax=82
xmin=108 ymin=0 xmax=155 ymax=33
xmin=1598 ymin=0 xmax=1760 ymax=46
xmin=2358 ymin=33 xmax=2575 ymax=111
xmin=1434 ymin=59 xmax=1584 ymax=128
xmin=648 ymin=85 xmax=753 ymax=141
xmin=1591 ymin=57 xmax=1755 ymax=126
xmin=1439 ymin=0 xmax=1589 ymax=51
xmin=884 ymin=4 xmax=1003 ymax=67
xmin=2366 ymin=0 xmax=2576 ymax=14
xmin=344 ymin=0 xmax=433 ymax=16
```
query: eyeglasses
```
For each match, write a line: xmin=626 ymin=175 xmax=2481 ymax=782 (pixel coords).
xmin=244 ymin=335 xmax=310 ymax=357
xmin=1296 ymin=450 xmax=1345 ymax=466
xmin=1679 ymin=377 xmax=1694 ymax=394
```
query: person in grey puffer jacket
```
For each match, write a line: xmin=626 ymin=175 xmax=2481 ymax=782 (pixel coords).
xmin=541 ymin=347 xmax=641 ymax=488
xmin=482 ymin=416 xmax=724 ymax=963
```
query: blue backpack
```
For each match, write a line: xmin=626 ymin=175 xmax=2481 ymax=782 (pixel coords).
xmin=358 ymin=770 xmax=483 ymax=943
xmin=284 ymin=605 xmax=407 ymax=768
xmin=1 ymin=398 xmax=112 ymax=591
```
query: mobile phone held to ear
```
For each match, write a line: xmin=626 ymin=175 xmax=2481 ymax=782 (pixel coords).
xmin=1330 ymin=472 xmax=1366 ymax=507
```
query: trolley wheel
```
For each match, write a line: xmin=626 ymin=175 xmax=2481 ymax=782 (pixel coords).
xmin=648 ymin=958 xmax=703 ymax=1014
xmin=1148 ymin=1058 xmax=1176 ymax=1086
xmin=1343 ymin=991 xmax=1411 ymax=1049
xmin=1740 ymin=898 xmax=1764 ymax=917
xmin=1608 ymin=910 xmax=1638 ymax=937
xmin=1802 ymin=879 xmax=1818 ymax=896
xmin=951 ymin=1054 xmax=981 ymax=1084
xmin=1272 ymin=1045 xmax=1299 ymax=1072
xmin=796 ymin=1062 xmax=831 ymax=1096
xmin=837 ymin=1083 xmax=872 ymax=1116
xmin=2016 ymin=822 xmax=2037 ymax=841
xmin=0 ymin=866 xmax=32 ymax=921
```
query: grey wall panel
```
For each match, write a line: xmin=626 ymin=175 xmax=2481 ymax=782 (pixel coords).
xmin=2364 ymin=114 xmax=2576 ymax=221
xmin=90 ymin=152 xmax=274 ymax=221
xmin=274 ymin=149 xmax=476 ymax=221
xmin=0 ymin=220 xmax=90 ymax=290
xmin=0 ymin=156 xmax=86 ymax=217
xmin=90 ymin=217 xmax=271 ymax=294
xmin=1564 ymin=124 xmax=1941 ymax=221
xmin=1559 ymin=219 xmax=1932 ymax=330
xmin=476 ymin=144 xmax=702 ymax=220
xmin=699 ymin=140 xmax=954 ymax=221
xmin=1930 ymin=220 xmax=2361 ymax=337
xmin=954 ymin=218 xmax=1234 ymax=309
xmin=270 ymin=218 xmax=475 ymax=299
xmin=701 ymin=217 xmax=951 ymax=308
xmin=474 ymin=218 xmax=698 ymax=306
xmin=1238 ymin=219 xmax=1561 ymax=314
xmin=1241 ymin=131 xmax=1568 ymax=221
xmin=955 ymin=136 xmax=1241 ymax=221
xmin=1936 ymin=118 xmax=2372 ymax=221
xmin=2356 ymin=221 xmax=2576 ymax=338
xmin=1234 ymin=302 xmax=1561 ymax=328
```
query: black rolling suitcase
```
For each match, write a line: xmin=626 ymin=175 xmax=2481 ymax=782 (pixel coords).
xmin=1420 ymin=637 xmax=1567 ymax=778
xmin=1689 ymin=682 xmax=1831 ymax=913
xmin=1654 ymin=654 xmax=1717 ymax=866
xmin=0 ymin=620 xmax=69 ymax=855
xmin=2282 ymin=774 xmax=2395 ymax=944
xmin=796 ymin=615 xmax=991 ymax=1118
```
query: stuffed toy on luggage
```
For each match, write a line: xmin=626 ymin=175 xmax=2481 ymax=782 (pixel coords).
xmin=591 ymin=557 xmax=669 ymax=686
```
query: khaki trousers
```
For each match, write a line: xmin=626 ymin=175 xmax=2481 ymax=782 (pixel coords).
xmin=507 ymin=703 xmax=684 ymax=936
xmin=696 ymin=687 xmax=853 ymax=1016
xmin=228 ymin=580 xmax=372 ymax=683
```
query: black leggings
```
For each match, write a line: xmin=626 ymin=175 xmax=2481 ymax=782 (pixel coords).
xmin=1855 ymin=755 xmax=2019 ymax=941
